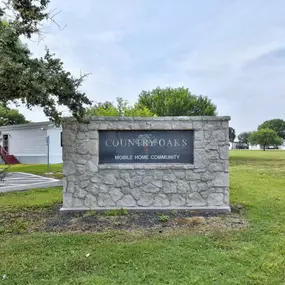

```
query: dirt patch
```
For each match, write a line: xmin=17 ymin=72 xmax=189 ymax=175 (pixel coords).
xmin=0 ymin=204 xmax=248 ymax=235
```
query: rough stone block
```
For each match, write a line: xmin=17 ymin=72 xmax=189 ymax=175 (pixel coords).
xmin=98 ymin=194 xmax=116 ymax=207
xmin=103 ymin=174 xmax=116 ymax=185
xmin=219 ymin=145 xmax=229 ymax=160
xmin=80 ymin=180 xmax=89 ymax=189
xmin=213 ymin=172 xmax=228 ymax=187
xmin=163 ymin=181 xmax=177 ymax=193
xmin=209 ymin=163 xmax=224 ymax=172
xmin=77 ymin=132 xmax=86 ymax=140
xmin=162 ymin=173 xmax=176 ymax=182
xmin=185 ymin=172 xmax=201 ymax=180
xmin=187 ymin=192 xmax=206 ymax=206
xmin=137 ymin=192 xmax=154 ymax=207
xmin=87 ymin=141 xmax=98 ymax=155
xmin=75 ymin=186 xmax=86 ymax=199
xmin=89 ymin=131 xmax=98 ymax=139
xmin=117 ymin=195 xmax=136 ymax=207
xmin=170 ymin=194 xmax=186 ymax=207
xmin=120 ymin=172 xmax=130 ymax=181
xmin=143 ymin=176 xmax=153 ymax=185
xmin=84 ymin=195 xmax=98 ymax=208
xmin=198 ymin=182 xmax=208 ymax=191
xmin=62 ymin=129 xmax=76 ymax=146
xmin=75 ymin=164 xmax=86 ymax=175
xmin=153 ymin=194 xmax=170 ymax=207
xmin=173 ymin=170 xmax=185 ymax=179
xmin=75 ymin=141 xmax=88 ymax=155
xmin=195 ymin=130 xmax=204 ymax=141
xmin=189 ymin=181 xmax=199 ymax=192
xmin=63 ymin=161 xmax=76 ymax=176
xmin=201 ymin=173 xmax=214 ymax=181
xmin=87 ymin=161 xmax=98 ymax=173
xmin=91 ymin=176 xmax=102 ymax=183
xmin=153 ymin=170 xmax=163 ymax=180
xmin=63 ymin=193 xmax=73 ymax=207
xmin=99 ymin=184 xmax=109 ymax=193
xmin=194 ymin=149 xmax=209 ymax=168
xmin=193 ymin=121 xmax=204 ymax=130
xmin=109 ymin=188 xmax=124 ymax=202
xmin=213 ymin=129 xmax=226 ymax=141
xmin=152 ymin=180 xmax=163 ymax=188
xmin=177 ymin=180 xmax=189 ymax=193
xmin=86 ymin=184 xmax=99 ymax=195
xmin=143 ymin=184 xmax=160 ymax=193
xmin=116 ymin=179 xmax=128 ymax=188
xmin=73 ymin=197 xmax=84 ymax=207
xmin=131 ymin=188 xmax=142 ymax=200
xmin=208 ymin=193 xmax=224 ymax=206
xmin=203 ymin=130 xmax=213 ymax=140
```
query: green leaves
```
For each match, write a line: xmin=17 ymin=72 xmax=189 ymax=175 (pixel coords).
xmin=229 ymin=127 xmax=236 ymax=142
xmin=238 ymin=132 xmax=251 ymax=146
xmin=137 ymin=87 xmax=217 ymax=116
xmin=0 ymin=106 xmax=28 ymax=126
xmin=0 ymin=4 xmax=91 ymax=124
xmin=85 ymin=97 xmax=155 ymax=117
xmin=249 ymin=129 xmax=283 ymax=150
xmin=258 ymin=119 xmax=285 ymax=139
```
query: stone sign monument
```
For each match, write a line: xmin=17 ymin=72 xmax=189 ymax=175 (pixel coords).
xmin=61 ymin=116 xmax=230 ymax=212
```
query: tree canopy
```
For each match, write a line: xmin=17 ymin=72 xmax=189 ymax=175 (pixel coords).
xmin=248 ymin=129 xmax=283 ymax=151
xmin=85 ymin=97 xmax=155 ymax=117
xmin=258 ymin=119 xmax=285 ymax=139
xmin=238 ymin=132 xmax=251 ymax=146
xmin=0 ymin=106 xmax=29 ymax=126
xmin=137 ymin=87 xmax=217 ymax=116
xmin=0 ymin=0 xmax=91 ymax=123
xmin=229 ymin=127 xmax=236 ymax=142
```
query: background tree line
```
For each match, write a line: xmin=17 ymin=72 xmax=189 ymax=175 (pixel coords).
xmin=232 ymin=119 xmax=285 ymax=151
xmin=85 ymin=87 xmax=217 ymax=117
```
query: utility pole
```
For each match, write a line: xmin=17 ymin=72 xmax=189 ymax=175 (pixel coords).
xmin=46 ymin=135 xmax=50 ymax=173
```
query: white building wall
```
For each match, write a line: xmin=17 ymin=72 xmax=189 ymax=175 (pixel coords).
xmin=8 ymin=128 xmax=47 ymax=156
xmin=0 ymin=122 xmax=63 ymax=164
xmin=249 ymin=144 xmax=260 ymax=150
xmin=279 ymin=140 xmax=285 ymax=150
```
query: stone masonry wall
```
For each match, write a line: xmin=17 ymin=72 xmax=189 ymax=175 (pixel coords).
xmin=61 ymin=116 xmax=230 ymax=212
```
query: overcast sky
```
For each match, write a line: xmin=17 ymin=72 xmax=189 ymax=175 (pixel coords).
xmin=20 ymin=0 xmax=285 ymax=135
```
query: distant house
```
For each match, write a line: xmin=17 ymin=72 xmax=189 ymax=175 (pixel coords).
xmin=229 ymin=141 xmax=248 ymax=150
xmin=279 ymin=140 xmax=285 ymax=150
xmin=0 ymin=121 xmax=62 ymax=164
xmin=229 ymin=141 xmax=239 ymax=149
xmin=249 ymin=139 xmax=285 ymax=150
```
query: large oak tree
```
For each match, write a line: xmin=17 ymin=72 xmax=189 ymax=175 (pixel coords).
xmin=137 ymin=87 xmax=217 ymax=116
xmin=258 ymin=119 xmax=285 ymax=139
xmin=0 ymin=0 xmax=91 ymax=123
xmin=249 ymin=129 xmax=283 ymax=151
xmin=0 ymin=106 xmax=29 ymax=126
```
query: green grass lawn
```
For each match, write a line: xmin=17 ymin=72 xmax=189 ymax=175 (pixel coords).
xmin=1 ymin=151 xmax=285 ymax=284
xmin=0 ymin=163 xmax=63 ymax=179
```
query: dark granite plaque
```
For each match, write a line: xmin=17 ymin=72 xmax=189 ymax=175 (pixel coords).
xmin=99 ymin=130 xmax=194 ymax=164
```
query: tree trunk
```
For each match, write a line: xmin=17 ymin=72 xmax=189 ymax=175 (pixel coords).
xmin=263 ymin=145 xmax=265 ymax=151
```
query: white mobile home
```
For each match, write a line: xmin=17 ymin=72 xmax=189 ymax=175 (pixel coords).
xmin=0 ymin=122 xmax=62 ymax=164
xmin=249 ymin=140 xmax=285 ymax=150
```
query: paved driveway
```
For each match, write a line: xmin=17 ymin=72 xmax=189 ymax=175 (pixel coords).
xmin=0 ymin=172 xmax=62 ymax=193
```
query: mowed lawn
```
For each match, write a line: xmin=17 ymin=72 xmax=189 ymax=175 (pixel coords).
xmin=1 ymin=151 xmax=285 ymax=284
xmin=0 ymin=163 xmax=63 ymax=179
